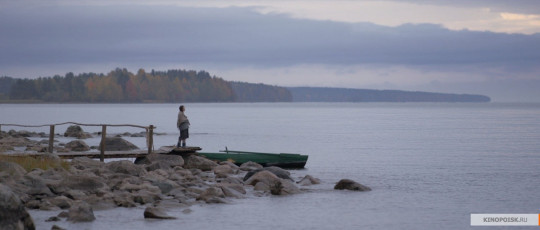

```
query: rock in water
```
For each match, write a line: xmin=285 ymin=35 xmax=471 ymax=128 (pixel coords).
xmin=334 ymin=179 xmax=371 ymax=191
xmin=65 ymin=140 xmax=90 ymax=152
xmin=243 ymin=166 xmax=293 ymax=182
xmin=144 ymin=207 xmax=177 ymax=219
xmin=100 ymin=137 xmax=139 ymax=151
xmin=67 ymin=202 xmax=96 ymax=222
xmin=64 ymin=125 xmax=92 ymax=139
xmin=0 ymin=184 xmax=35 ymax=230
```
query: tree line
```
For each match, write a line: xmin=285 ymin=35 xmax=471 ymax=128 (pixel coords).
xmin=0 ymin=68 xmax=291 ymax=103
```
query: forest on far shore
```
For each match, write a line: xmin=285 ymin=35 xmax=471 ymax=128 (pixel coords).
xmin=0 ymin=68 xmax=490 ymax=103
xmin=0 ymin=68 xmax=291 ymax=103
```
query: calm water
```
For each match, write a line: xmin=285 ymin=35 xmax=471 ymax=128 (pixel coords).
xmin=1 ymin=103 xmax=539 ymax=230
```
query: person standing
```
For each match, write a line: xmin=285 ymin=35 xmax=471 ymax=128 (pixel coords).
xmin=177 ymin=105 xmax=190 ymax=147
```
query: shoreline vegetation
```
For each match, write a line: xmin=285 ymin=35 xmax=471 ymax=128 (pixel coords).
xmin=0 ymin=127 xmax=370 ymax=229
xmin=0 ymin=68 xmax=490 ymax=103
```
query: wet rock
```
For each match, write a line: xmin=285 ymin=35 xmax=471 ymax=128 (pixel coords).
xmin=217 ymin=183 xmax=246 ymax=198
xmin=0 ymin=184 xmax=35 ymax=230
xmin=47 ymin=195 xmax=73 ymax=209
xmin=245 ymin=170 xmax=300 ymax=195
xmin=64 ymin=125 xmax=92 ymax=139
xmin=243 ymin=166 xmax=293 ymax=182
xmin=65 ymin=140 xmax=90 ymax=152
xmin=67 ymin=202 xmax=95 ymax=222
xmin=100 ymin=137 xmax=139 ymax=151
xmin=51 ymin=224 xmax=66 ymax=230
xmin=297 ymin=175 xmax=321 ymax=186
xmin=184 ymin=155 xmax=218 ymax=171
xmin=144 ymin=207 xmax=177 ymax=219
xmin=239 ymin=161 xmax=263 ymax=171
xmin=46 ymin=216 xmax=60 ymax=222
xmin=196 ymin=187 xmax=226 ymax=204
xmin=334 ymin=179 xmax=371 ymax=191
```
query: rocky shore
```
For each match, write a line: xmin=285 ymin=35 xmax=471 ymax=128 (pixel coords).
xmin=0 ymin=128 xmax=370 ymax=230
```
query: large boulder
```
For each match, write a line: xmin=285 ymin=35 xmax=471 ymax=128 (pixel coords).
xmin=184 ymin=155 xmax=218 ymax=171
xmin=297 ymin=175 xmax=321 ymax=186
xmin=100 ymin=137 xmax=139 ymax=151
xmin=245 ymin=171 xmax=300 ymax=195
xmin=0 ymin=184 xmax=35 ymax=230
xmin=334 ymin=179 xmax=371 ymax=191
xmin=59 ymin=175 xmax=107 ymax=194
xmin=144 ymin=207 xmax=177 ymax=219
xmin=196 ymin=187 xmax=226 ymax=204
xmin=239 ymin=161 xmax=263 ymax=171
xmin=64 ymin=125 xmax=92 ymax=139
xmin=65 ymin=140 xmax=90 ymax=152
xmin=105 ymin=160 xmax=147 ymax=176
xmin=243 ymin=166 xmax=293 ymax=182
xmin=213 ymin=164 xmax=237 ymax=178
xmin=134 ymin=153 xmax=184 ymax=170
xmin=67 ymin=202 xmax=95 ymax=222
xmin=0 ymin=161 xmax=27 ymax=178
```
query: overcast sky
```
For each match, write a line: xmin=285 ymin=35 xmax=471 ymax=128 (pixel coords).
xmin=1 ymin=0 xmax=540 ymax=102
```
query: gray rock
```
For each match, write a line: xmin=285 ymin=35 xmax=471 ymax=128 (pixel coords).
xmin=217 ymin=183 xmax=246 ymax=198
xmin=105 ymin=160 xmax=147 ymax=176
xmin=184 ymin=155 xmax=218 ymax=171
xmin=144 ymin=207 xmax=177 ymax=219
xmin=135 ymin=153 xmax=184 ymax=168
xmin=334 ymin=179 xmax=371 ymax=191
xmin=51 ymin=224 xmax=66 ymax=230
xmin=239 ymin=161 xmax=263 ymax=171
xmin=213 ymin=164 xmax=237 ymax=178
xmin=100 ymin=137 xmax=139 ymax=151
xmin=22 ymin=175 xmax=54 ymax=196
xmin=59 ymin=175 xmax=107 ymax=194
xmin=243 ymin=166 xmax=293 ymax=182
xmin=67 ymin=202 xmax=96 ymax=222
xmin=245 ymin=171 xmax=300 ymax=195
xmin=47 ymin=196 xmax=73 ymax=209
xmin=64 ymin=125 xmax=92 ymax=139
xmin=297 ymin=175 xmax=321 ymax=186
xmin=65 ymin=140 xmax=90 ymax=152
xmin=0 ymin=161 xmax=27 ymax=178
xmin=0 ymin=184 xmax=35 ymax=230
xmin=71 ymin=157 xmax=104 ymax=170
xmin=196 ymin=187 xmax=226 ymax=203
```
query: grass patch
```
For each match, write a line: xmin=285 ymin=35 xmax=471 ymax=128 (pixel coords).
xmin=0 ymin=154 xmax=70 ymax=171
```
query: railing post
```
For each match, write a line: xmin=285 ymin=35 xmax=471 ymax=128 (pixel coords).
xmin=48 ymin=125 xmax=55 ymax=153
xmin=148 ymin=125 xmax=154 ymax=154
xmin=100 ymin=125 xmax=107 ymax=162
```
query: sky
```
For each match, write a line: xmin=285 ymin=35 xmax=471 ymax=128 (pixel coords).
xmin=1 ymin=0 xmax=540 ymax=102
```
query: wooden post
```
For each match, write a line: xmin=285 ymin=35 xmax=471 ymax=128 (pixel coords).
xmin=147 ymin=125 xmax=154 ymax=154
xmin=100 ymin=125 xmax=106 ymax=162
xmin=48 ymin=125 xmax=55 ymax=153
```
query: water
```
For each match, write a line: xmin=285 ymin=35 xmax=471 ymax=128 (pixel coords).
xmin=1 ymin=103 xmax=539 ymax=229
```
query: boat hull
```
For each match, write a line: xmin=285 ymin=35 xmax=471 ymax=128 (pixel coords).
xmin=196 ymin=151 xmax=308 ymax=169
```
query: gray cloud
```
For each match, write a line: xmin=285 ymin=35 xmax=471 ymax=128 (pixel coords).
xmin=1 ymin=5 xmax=539 ymax=72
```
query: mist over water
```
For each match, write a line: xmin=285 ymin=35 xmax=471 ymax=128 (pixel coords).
xmin=2 ymin=103 xmax=539 ymax=230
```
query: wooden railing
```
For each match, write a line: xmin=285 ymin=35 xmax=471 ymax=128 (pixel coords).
xmin=0 ymin=122 xmax=155 ymax=162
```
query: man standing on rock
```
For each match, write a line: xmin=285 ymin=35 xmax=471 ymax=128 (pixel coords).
xmin=177 ymin=105 xmax=190 ymax=148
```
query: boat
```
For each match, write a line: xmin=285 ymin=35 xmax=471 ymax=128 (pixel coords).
xmin=158 ymin=146 xmax=308 ymax=169
xmin=197 ymin=149 xmax=308 ymax=169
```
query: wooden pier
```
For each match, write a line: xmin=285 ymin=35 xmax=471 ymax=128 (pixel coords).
xmin=5 ymin=147 xmax=202 ymax=160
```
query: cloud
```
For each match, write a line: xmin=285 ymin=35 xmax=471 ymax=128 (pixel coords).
xmin=1 ymin=3 xmax=539 ymax=102
xmin=1 ymin=5 xmax=538 ymax=69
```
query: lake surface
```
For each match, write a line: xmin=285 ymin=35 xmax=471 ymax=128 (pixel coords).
xmin=1 ymin=103 xmax=539 ymax=230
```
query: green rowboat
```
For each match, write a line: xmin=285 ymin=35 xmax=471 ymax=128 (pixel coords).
xmin=197 ymin=149 xmax=308 ymax=169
